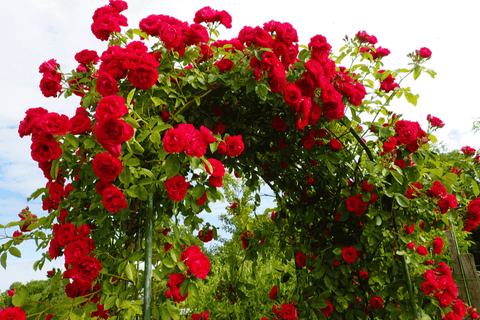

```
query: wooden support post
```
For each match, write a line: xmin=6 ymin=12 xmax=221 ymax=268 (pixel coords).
xmin=446 ymin=229 xmax=480 ymax=316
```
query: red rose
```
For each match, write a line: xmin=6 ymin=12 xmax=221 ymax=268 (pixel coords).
xmin=407 ymin=242 xmax=415 ymax=250
xmin=198 ymin=229 xmax=213 ymax=242
xmin=452 ymin=299 xmax=466 ymax=317
xmin=162 ymin=128 xmax=186 ymax=154
xmin=362 ymin=181 xmax=374 ymax=192
xmin=212 ymin=122 xmax=226 ymax=135
xmin=95 ymin=95 xmax=128 ymax=122
xmin=283 ymin=83 xmax=302 ymax=110
xmin=468 ymin=199 xmax=480 ymax=215
xmin=128 ymin=64 xmax=158 ymax=90
xmin=342 ymin=246 xmax=357 ymax=264
xmin=179 ymin=124 xmax=208 ymax=158
xmin=214 ymin=58 xmax=234 ymax=73
xmin=295 ymin=252 xmax=306 ymax=267
xmin=200 ymin=126 xmax=217 ymax=144
xmin=359 ymin=270 xmax=369 ymax=279
xmin=18 ymin=107 xmax=49 ymax=138
xmin=92 ymin=152 xmax=123 ymax=181
xmin=75 ymin=49 xmax=99 ymax=65
xmin=433 ymin=237 xmax=443 ymax=255
xmin=56 ymin=222 xmax=77 ymax=247
xmin=102 ymin=186 xmax=128 ymax=213
xmin=272 ymin=116 xmax=287 ymax=132
xmin=7 ymin=289 xmax=15 ymax=297
xmin=165 ymin=175 xmax=190 ymax=201
xmin=346 ymin=196 xmax=361 ymax=213
xmin=40 ymin=72 xmax=62 ymax=98
xmin=180 ymin=245 xmax=210 ymax=279
xmin=208 ymin=176 xmax=223 ymax=188
xmin=369 ymin=295 xmax=383 ymax=309
xmin=416 ymin=245 xmax=428 ymax=256
xmin=64 ymin=238 xmax=94 ymax=265
xmin=417 ymin=47 xmax=432 ymax=58
xmin=95 ymin=119 xmax=134 ymax=156
xmin=328 ymin=139 xmax=342 ymax=152
xmin=269 ymin=285 xmax=277 ymax=300
xmin=69 ymin=114 xmax=92 ymax=135
xmin=225 ymin=135 xmax=245 ymax=157
xmin=280 ymin=303 xmax=297 ymax=320
xmin=204 ymin=158 xmax=225 ymax=177
xmin=302 ymin=135 xmax=315 ymax=149
xmin=96 ymin=72 xmax=119 ymax=97
xmin=0 ymin=307 xmax=27 ymax=320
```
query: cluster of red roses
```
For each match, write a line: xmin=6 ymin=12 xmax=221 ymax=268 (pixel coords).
xmin=427 ymin=114 xmax=445 ymax=129
xmin=392 ymin=119 xmax=427 ymax=154
xmin=461 ymin=146 xmax=477 ymax=157
xmin=356 ymin=30 xmax=390 ymax=60
xmin=408 ymin=47 xmax=432 ymax=62
xmin=426 ymin=180 xmax=458 ymax=214
xmin=0 ymin=307 xmax=27 ymax=320
xmin=48 ymin=220 xmax=106 ymax=317
xmin=191 ymin=311 xmax=210 ymax=320
xmin=166 ymin=245 xmax=210 ymax=302
xmin=377 ymin=70 xmax=399 ymax=93
xmin=406 ymin=237 xmax=443 ymax=256
xmin=420 ymin=262 xmax=477 ymax=319
xmin=91 ymin=0 xmax=128 ymax=41
xmin=38 ymin=59 xmax=63 ymax=98
xmin=345 ymin=181 xmax=377 ymax=217
xmin=198 ymin=229 xmax=214 ymax=242
xmin=463 ymin=197 xmax=480 ymax=232
xmin=295 ymin=251 xmax=316 ymax=271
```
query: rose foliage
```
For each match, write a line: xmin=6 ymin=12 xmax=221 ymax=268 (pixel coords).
xmin=2 ymin=1 xmax=480 ymax=319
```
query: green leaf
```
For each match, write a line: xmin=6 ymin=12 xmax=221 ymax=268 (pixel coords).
xmin=298 ymin=49 xmax=309 ymax=60
xmin=405 ymin=92 xmax=419 ymax=106
xmin=137 ymin=185 xmax=148 ymax=201
xmin=64 ymin=134 xmax=79 ymax=149
xmin=127 ymin=88 xmax=136 ymax=105
xmin=311 ymin=298 xmax=329 ymax=309
xmin=413 ymin=65 xmax=421 ymax=80
xmin=1 ymin=252 xmax=7 ymax=269
xmin=9 ymin=247 xmax=21 ymax=258
xmin=125 ymin=263 xmax=136 ymax=283
xmin=333 ymin=248 xmax=342 ymax=256
xmin=131 ymin=141 xmax=145 ymax=154
xmin=12 ymin=287 xmax=28 ymax=307
xmin=180 ymin=278 xmax=189 ymax=296
xmin=473 ymin=180 xmax=479 ymax=197
xmin=390 ymin=170 xmax=404 ymax=185
xmin=125 ymin=158 xmax=141 ymax=167
xmin=324 ymin=276 xmax=334 ymax=290
xmin=104 ymin=296 xmax=116 ymax=310
xmin=192 ymin=184 xmax=205 ymax=200
xmin=150 ymin=131 xmax=161 ymax=144
xmin=163 ymin=256 xmax=175 ymax=268
xmin=136 ymin=130 xmax=150 ymax=142
xmin=119 ymin=166 xmax=132 ymax=186
xmin=84 ymin=137 xmax=96 ymax=149
xmin=151 ymin=97 xmax=166 ymax=106
xmin=188 ymin=280 xmax=199 ymax=308
xmin=395 ymin=194 xmax=409 ymax=208
xmin=165 ymin=154 xmax=181 ymax=178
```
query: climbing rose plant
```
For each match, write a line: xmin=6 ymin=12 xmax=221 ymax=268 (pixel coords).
xmin=2 ymin=0 xmax=480 ymax=319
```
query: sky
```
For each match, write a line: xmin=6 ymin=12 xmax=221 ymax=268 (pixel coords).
xmin=0 ymin=0 xmax=479 ymax=290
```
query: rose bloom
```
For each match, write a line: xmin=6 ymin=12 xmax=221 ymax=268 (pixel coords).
xmin=427 ymin=114 xmax=445 ymax=128
xmin=204 ymin=158 xmax=225 ymax=177
xmin=321 ymin=298 xmax=334 ymax=318
xmin=180 ymin=245 xmax=211 ymax=279
xmin=165 ymin=175 xmax=190 ymax=202
xmin=417 ymin=47 xmax=432 ymax=58
xmin=0 ymin=307 xmax=27 ymax=320
xmin=328 ymin=139 xmax=342 ymax=152
xmin=30 ymin=138 xmax=63 ymax=163
xmin=407 ymin=242 xmax=415 ymax=250
xmin=95 ymin=95 xmax=128 ymax=122
xmin=40 ymin=72 xmax=62 ymax=98
xmin=342 ymin=246 xmax=357 ymax=264
xmin=369 ymin=295 xmax=383 ymax=309
xmin=224 ymin=135 xmax=245 ymax=157
xmin=18 ymin=107 xmax=49 ymax=138
xmin=168 ymin=273 xmax=188 ymax=302
xmin=416 ymin=245 xmax=428 ymax=256
xmin=197 ymin=191 xmax=207 ymax=206
xmin=92 ymin=152 xmax=123 ymax=181
xmin=191 ymin=311 xmax=209 ymax=320
xmin=128 ymin=64 xmax=158 ymax=90
xmin=359 ymin=270 xmax=369 ymax=279
xmin=214 ymin=58 xmax=234 ymax=73
xmin=461 ymin=146 xmax=476 ymax=157
xmin=295 ymin=252 xmax=306 ymax=267
xmin=96 ymin=72 xmax=119 ymax=97
xmin=280 ymin=303 xmax=297 ymax=320
xmin=163 ymin=128 xmax=187 ymax=154
xmin=56 ymin=222 xmax=77 ymax=247
xmin=102 ymin=186 xmax=128 ymax=213
xmin=95 ymin=118 xmax=134 ymax=156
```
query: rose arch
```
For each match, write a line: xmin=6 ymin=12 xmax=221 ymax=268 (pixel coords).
xmin=2 ymin=1 xmax=480 ymax=320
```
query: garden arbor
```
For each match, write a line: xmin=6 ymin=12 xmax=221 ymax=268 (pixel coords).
xmin=2 ymin=1 xmax=480 ymax=319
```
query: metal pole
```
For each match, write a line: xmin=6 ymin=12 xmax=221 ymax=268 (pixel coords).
xmin=144 ymin=195 xmax=153 ymax=319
